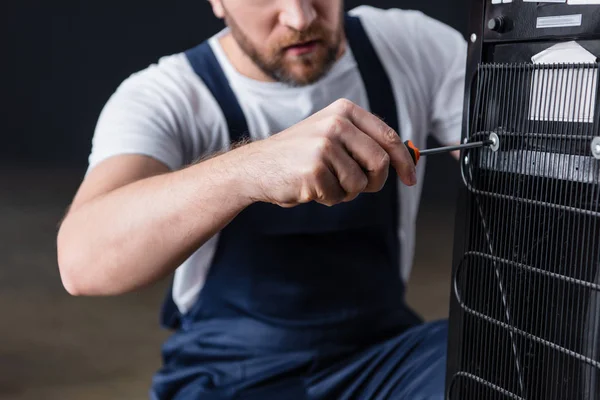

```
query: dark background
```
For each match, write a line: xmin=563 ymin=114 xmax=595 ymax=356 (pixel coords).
xmin=1 ymin=1 xmax=469 ymax=399
xmin=2 ymin=0 xmax=469 ymax=169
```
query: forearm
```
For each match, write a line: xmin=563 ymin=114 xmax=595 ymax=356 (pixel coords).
xmin=57 ymin=154 xmax=255 ymax=296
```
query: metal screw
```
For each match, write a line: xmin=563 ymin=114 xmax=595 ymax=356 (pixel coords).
xmin=592 ymin=137 xmax=600 ymax=160
xmin=489 ymin=132 xmax=500 ymax=152
xmin=470 ymin=33 xmax=477 ymax=43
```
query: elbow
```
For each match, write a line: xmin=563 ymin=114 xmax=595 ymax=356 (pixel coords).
xmin=56 ymin=233 xmax=90 ymax=296
xmin=59 ymin=272 xmax=85 ymax=297
xmin=57 ymin=248 xmax=116 ymax=296
xmin=56 ymin=224 xmax=109 ymax=297
xmin=57 ymin=263 xmax=86 ymax=297
xmin=56 ymin=234 xmax=132 ymax=297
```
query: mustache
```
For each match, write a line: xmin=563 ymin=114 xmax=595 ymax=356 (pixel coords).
xmin=275 ymin=24 xmax=328 ymax=51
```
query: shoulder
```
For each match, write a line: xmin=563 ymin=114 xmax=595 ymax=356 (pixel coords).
xmin=108 ymin=45 xmax=227 ymax=144
xmin=348 ymin=6 xmax=467 ymax=78
xmin=107 ymin=51 xmax=203 ymax=110
xmin=90 ymin=46 xmax=226 ymax=171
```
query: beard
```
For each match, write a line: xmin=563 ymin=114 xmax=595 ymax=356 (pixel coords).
xmin=223 ymin=9 xmax=343 ymax=87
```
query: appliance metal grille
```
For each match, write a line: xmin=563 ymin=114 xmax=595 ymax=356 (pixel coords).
xmin=448 ymin=62 xmax=600 ymax=400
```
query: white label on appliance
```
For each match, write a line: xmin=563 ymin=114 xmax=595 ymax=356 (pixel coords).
xmin=568 ymin=0 xmax=600 ymax=4
xmin=529 ymin=41 xmax=597 ymax=124
xmin=536 ymin=14 xmax=582 ymax=28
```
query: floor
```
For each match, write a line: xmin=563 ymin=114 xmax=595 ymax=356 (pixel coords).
xmin=0 ymin=164 xmax=458 ymax=400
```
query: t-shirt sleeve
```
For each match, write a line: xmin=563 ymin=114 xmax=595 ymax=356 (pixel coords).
xmin=352 ymin=6 xmax=467 ymax=146
xmin=87 ymin=57 xmax=192 ymax=174
xmin=418 ymin=14 xmax=468 ymax=146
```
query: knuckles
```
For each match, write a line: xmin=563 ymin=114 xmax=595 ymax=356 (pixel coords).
xmin=333 ymin=98 xmax=356 ymax=117
xmin=355 ymin=174 xmax=369 ymax=193
xmin=314 ymin=136 xmax=335 ymax=155
xmin=375 ymin=152 xmax=391 ymax=173
xmin=325 ymin=115 xmax=349 ymax=139
xmin=383 ymin=126 xmax=400 ymax=145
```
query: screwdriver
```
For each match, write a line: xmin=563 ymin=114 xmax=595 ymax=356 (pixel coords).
xmin=404 ymin=138 xmax=495 ymax=165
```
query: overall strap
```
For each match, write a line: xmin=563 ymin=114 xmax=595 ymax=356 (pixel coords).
xmin=344 ymin=15 xmax=399 ymax=132
xmin=343 ymin=13 xmax=402 ymax=271
xmin=161 ymin=41 xmax=252 ymax=330
xmin=185 ymin=41 xmax=250 ymax=143
xmin=160 ymin=16 xmax=401 ymax=330
xmin=161 ymin=40 xmax=253 ymax=330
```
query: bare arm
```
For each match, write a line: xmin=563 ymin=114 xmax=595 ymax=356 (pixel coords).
xmin=57 ymin=152 xmax=255 ymax=296
xmin=57 ymin=99 xmax=416 ymax=297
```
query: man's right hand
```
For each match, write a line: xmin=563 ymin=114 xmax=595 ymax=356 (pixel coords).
xmin=57 ymin=99 xmax=416 ymax=296
xmin=235 ymin=99 xmax=417 ymax=208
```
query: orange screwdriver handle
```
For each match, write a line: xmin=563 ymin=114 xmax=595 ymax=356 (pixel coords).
xmin=404 ymin=140 xmax=420 ymax=165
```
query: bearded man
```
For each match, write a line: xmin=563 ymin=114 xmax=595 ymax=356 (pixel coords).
xmin=57 ymin=1 xmax=467 ymax=398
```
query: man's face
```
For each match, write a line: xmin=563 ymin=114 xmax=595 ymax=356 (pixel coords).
xmin=210 ymin=0 xmax=345 ymax=87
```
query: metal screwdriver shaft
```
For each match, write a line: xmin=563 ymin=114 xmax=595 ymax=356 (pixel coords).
xmin=419 ymin=140 xmax=493 ymax=156
xmin=404 ymin=132 xmax=499 ymax=166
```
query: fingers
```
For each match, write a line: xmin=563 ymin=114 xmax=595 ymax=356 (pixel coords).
xmin=331 ymin=99 xmax=417 ymax=186
xmin=312 ymin=163 xmax=347 ymax=207
xmin=325 ymin=117 xmax=390 ymax=193
xmin=325 ymin=140 xmax=369 ymax=202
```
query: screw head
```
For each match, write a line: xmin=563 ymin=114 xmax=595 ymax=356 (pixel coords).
xmin=489 ymin=132 xmax=500 ymax=152
xmin=592 ymin=137 xmax=600 ymax=160
xmin=470 ymin=33 xmax=477 ymax=43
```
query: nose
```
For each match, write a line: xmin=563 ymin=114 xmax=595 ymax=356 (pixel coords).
xmin=279 ymin=0 xmax=317 ymax=31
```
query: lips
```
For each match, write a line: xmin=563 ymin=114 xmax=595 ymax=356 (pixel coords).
xmin=284 ymin=40 xmax=320 ymax=55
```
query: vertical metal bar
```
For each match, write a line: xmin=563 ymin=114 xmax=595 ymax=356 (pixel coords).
xmin=524 ymin=63 xmax=538 ymax=394
xmin=579 ymin=64 xmax=595 ymax=399
xmin=500 ymin=63 xmax=526 ymax=395
xmin=530 ymin=62 xmax=548 ymax=395
xmin=513 ymin=63 xmax=531 ymax=399
xmin=506 ymin=63 xmax=526 ymax=396
xmin=576 ymin=66 xmax=592 ymax=400
xmin=473 ymin=65 xmax=489 ymax=395
xmin=501 ymin=63 xmax=516 ymax=395
xmin=577 ymin=64 xmax=592 ymax=399
xmin=520 ymin=63 xmax=537 ymax=398
xmin=488 ymin=63 xmax=507 ymax=394
xmin=566 ymin=63 xmax=581 ymax=399
xmin=578 ymin=64 xmax=590 ymax=400
xmin=557 ymin=63 xmax=579 ymax=398
xmin=479 ymin=63 xmax=497 ymax=396
xmin=465 ymin=63 xmax=486 ymax=397
xmin=495 ymin=63 xmax=510 ymax=394
xmin=488 ymin=63 xmax=504 ymax=393
xmin=539 ymin=62 xmax=554 ymax=399
xmin=542 ymin=61 xmax=563 ymax=399
xmin=548 ymin=62 xmax=568 ymax=397
xmin=478 ymin=63 xmax=497 ymax=398
xmin=572 ymin=68 xmax=595 ymax=397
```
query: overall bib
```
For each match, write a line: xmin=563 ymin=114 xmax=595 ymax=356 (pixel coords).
xmin=151 ymin=15 xmax=448 ymax=400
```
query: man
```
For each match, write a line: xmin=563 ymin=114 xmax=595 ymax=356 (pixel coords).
xmin=57 ymin=1 xmax=466 ymax=398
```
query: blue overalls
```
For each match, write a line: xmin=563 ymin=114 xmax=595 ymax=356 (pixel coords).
xmin=151 ymin=14 xmax=448 ymax=400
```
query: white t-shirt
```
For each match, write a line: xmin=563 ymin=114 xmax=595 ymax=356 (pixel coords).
xmin=87 ymin=6 xmax=467 ymax=315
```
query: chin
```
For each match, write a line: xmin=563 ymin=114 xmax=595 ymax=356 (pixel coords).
xmin=277 ymin=68 xmax=325 ymax=87
xmin=281 ymin=61 xmax=332 ymax=86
